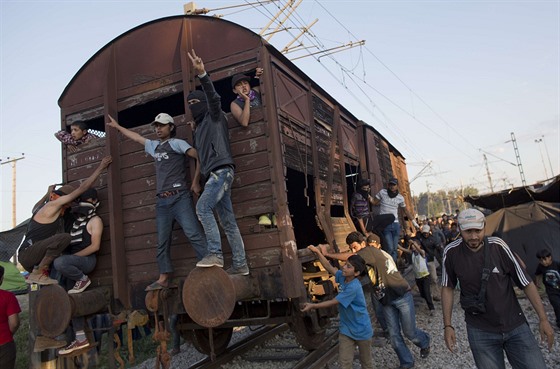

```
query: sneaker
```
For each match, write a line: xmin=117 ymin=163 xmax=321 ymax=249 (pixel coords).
xmin=196 ymin=254 xmax=224 ymax=268
xmin=68 ymin=278 xmax=91 ymax=294
xmin=26 ymin=269 xmax=58 ymax=285
xmin=58 ymin=339 xmax=90 ymax=355
xmin=226 ymin=264 xmax=250 ymax=276
xmin=420 ymin=344 xmax=430 ymax=359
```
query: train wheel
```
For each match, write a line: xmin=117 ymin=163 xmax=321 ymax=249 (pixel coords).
xmin=289 ymin=299 xmax=329 ymax=350
xmin=187 ymin=328 xmax=233 ymax=356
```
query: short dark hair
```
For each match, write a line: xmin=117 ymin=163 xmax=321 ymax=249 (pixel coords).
xmin=70 ymin=121 xmax=88 ymax=131
xmin=536 ymin=249 xmax=551 ymax=259
xmin=346 ymin=231 xmax=364 ymax=246
xmin=347 ymin=254 xmax=367 ymax=276
xmin=0 ymin=265 xmax=4 ymax=280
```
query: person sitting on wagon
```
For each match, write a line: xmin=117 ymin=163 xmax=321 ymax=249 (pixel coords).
xmin=54 ymin=121 xmax=98 ymax=153
xmin=106 ymin=113 xmax=207 ymax=291
xmin=53 ymin=188 xmax=102 ymax=295
xmin=19 ymin=157 xmax=112 ymax=285
xmin=230 ymin=68 xmax=264 ymax=128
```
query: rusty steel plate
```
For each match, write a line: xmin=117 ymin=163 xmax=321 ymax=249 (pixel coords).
xmin=183 ymin=267 xmax=236 ymax=328
xmin=145 ymin=290 xmax=160 ymax=312
xmin=35 ymin=285 xmax=71 ymax=338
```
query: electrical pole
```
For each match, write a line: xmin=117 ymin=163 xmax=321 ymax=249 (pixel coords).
xmin=482 ymin=153 xmax=494 ymax=192
xmin=534 ymin=138 xmax=549 ymax=179
xmin=0 ymin=155 xmax=25 ymax=228
xmin=539 ymin=136 xmax=555 ymax=177
xmin=509 ymin=132 xmax=527 ymax=186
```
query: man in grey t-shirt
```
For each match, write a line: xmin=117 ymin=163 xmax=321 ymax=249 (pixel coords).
xmin=107 ymin=113 xmax=206 ymax=291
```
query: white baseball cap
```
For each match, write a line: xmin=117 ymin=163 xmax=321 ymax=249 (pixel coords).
xmin=152 ymin=113 xmax=174 ymax=125
xmin=457 ymin=208 xmax=485 ymax=230
xmin=421 ymin=225 xmax=431 ymax=233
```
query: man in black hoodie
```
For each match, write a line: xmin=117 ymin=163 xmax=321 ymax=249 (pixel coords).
xmin=186 ymin=50 xmax=249 ymax=276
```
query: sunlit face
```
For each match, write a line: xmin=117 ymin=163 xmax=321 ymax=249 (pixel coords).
xmin=460 ymin=228 xmax=485 ymax=250
xmin=70 ymin=125 xmax=87 ymax=140
xmin=539 ymin=255 xmax=552 ymax=267
xmin=153 ymin=123 xmax=172 ymax=139
xmin=233 ymin=80 xmax=251 ymax=95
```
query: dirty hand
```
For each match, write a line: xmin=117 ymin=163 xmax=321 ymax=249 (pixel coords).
xmin=307 ymin=245 xmax=319 ymax=254
xmin=187 ymin=49 xmax=205 ymax=75
xmin=539 ymin=319 xmax=555 ymax=351
xmin=106 ymin=114 xmax=120 ymax=129
xmin=300 ymin=303 xmax=313 ymax=312
xmin=444 ymin=327 xmax=456 ymax=353
xmin=100 ymin=156 xmax=113 ymax=169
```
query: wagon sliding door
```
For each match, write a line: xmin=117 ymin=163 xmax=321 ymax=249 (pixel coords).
xmin=271 ymin=62 xmax=352 ymax=251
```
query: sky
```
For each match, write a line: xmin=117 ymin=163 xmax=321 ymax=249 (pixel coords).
xmin=1 ymin=0 xmax=559 ymax=231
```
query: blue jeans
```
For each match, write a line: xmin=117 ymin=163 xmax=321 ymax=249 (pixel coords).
xmin=382 ymin=222 xmax=401 ymax=262
xmin=156 ymin=191 xmax=207 ymax=274
xmin=53 ymin=254 xmax=96 ymax=281
xmin=383 ymin=292 xmax=430 ymax=368
xmin=196 ymin=167 xmax=247 ymax=268
xmin=467 ymin=323 xmax=546 ymax=369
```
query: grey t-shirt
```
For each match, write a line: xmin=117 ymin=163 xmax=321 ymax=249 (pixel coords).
xmin=145 ymin=138 xmax=192 ymax=194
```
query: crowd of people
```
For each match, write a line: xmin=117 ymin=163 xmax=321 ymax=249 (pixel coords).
xmin=1 ymin=48 xmax=558 ymax=369
xmin=346 ymin=178 xmax=556 ymax=369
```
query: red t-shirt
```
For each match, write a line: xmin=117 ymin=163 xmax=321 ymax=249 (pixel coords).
xmin=0 ymin=289 xmax=21 ymax=345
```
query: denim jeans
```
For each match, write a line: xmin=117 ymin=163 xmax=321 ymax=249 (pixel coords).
xmin=196 ymin=167 xmax=247 ymax=268
xmin=53 ymin=254 xmax=96 ymax=281
xmin=383 ymin=291 xmax=430 ymax=368
xmin=467 ymin=323 xmax=546 ymax=369
xmin=382 ymin=222 xmax=401 ymax=262
xmin=156 ymin=191 xmax=207 ymax=274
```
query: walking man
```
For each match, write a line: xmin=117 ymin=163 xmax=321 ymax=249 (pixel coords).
xmin=442 ymin=208 xmax=554 ymax=369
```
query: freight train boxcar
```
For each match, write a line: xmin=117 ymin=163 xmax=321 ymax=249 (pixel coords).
xmin=31 ymin=14 xmax=414 ymax=362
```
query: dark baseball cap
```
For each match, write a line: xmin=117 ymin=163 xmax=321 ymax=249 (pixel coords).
xmin=388 ymin=177 xmax=398 ymax=185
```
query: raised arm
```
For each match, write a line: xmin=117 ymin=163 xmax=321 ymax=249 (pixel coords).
xmin=308 ymin=245 xmax=338 ymax=275
xmin=106 ymin=115 xmax=146 ymax=145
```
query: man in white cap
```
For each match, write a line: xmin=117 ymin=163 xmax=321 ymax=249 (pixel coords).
xmin=107 ymin=113 xmax=207 ymax=291
xmin=441 ymin=208 xmax=554 ymax=369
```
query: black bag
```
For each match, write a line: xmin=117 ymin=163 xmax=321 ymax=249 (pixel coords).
xmin=459 ymin=237 xmax=491 ymax=315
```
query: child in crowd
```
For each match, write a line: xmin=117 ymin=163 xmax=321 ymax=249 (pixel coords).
xmin=54 ymin=121 xmax=97 ymax=152
xmin=404 ymin=238 xmax=435 ymax=314
xmin=302 ymin=245 xmax=373 ymax=369
xmin=535 ymin=249 xmax=560 ymax=329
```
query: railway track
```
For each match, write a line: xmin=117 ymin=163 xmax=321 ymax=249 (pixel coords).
xmin=187 ymin=324 xmax=339 ymax=369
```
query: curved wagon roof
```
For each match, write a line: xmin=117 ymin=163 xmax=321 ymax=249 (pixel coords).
xmin=58 ymin=14 xmax=404 ymax=158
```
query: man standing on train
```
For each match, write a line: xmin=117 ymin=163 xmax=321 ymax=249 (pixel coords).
xmin=371 ymin=177 xmax=419 ymax=263
xmin=106 ymin=113 xmax=207 ymax=291
xmin=186 ymin=49 xmax=250 ymax=276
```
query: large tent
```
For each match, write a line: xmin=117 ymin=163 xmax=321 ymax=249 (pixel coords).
xmin=481 ymin=201 xmax=559 ymax=276
xmin=0 ymin=220 xmax=29 ymax=294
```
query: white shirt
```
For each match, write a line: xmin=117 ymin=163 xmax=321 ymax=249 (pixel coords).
xmin=375 ymin=189 xmax=405 ymax=222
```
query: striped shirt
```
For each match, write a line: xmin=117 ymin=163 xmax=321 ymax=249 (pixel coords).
xmin=442 ymin=236 xmax=531 ymax=333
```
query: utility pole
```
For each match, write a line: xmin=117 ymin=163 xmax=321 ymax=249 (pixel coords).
xmin=426 ymin=181 xmax=431 ymax=218
xmin=508 ymin=132 xmax=527 ymax=186
xmin=0 ymin=155 xmax=25 ymax=228
xmin=534 ymin=138 xmax=549 ymax=179
xmin=482 ymin=153 xmax=494 ymax=192
xmin=538 ymin=136 xmax=555 ymax=177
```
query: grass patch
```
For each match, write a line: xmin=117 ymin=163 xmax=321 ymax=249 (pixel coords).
xmin=14 ymin=306 xmax=161 ymax=368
